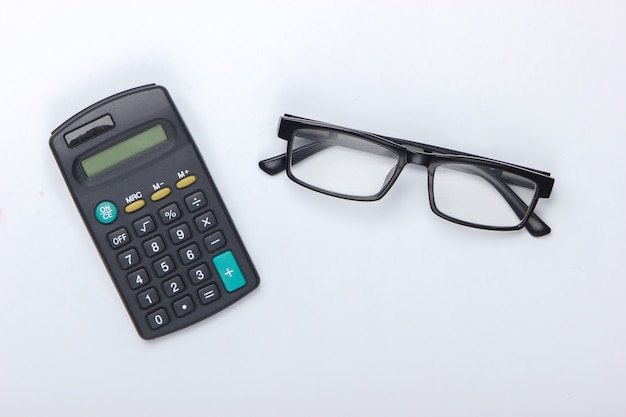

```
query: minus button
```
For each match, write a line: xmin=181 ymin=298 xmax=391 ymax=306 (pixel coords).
xmin=204 ymin=231 xmax=226 ymax=252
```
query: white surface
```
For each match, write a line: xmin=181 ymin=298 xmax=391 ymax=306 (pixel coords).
xmin=1 ymin=1 xmax=625 ymax=416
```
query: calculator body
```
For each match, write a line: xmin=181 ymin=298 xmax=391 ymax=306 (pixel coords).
xmin=50 ymin=84 xmax=260 ymax=339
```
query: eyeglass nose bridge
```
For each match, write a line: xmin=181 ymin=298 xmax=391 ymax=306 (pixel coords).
xmin=401 ymin=144 xmax=432 ymax=167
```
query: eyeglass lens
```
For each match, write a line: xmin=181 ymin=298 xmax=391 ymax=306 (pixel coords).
xmin=431 ymin=163 xmax=538 ymax=228
xmin=289 ymin=128 xmax=399 ymax=198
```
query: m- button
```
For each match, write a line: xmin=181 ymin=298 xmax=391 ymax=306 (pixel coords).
xmin=108 ymin=227 xmax=131 ymax=249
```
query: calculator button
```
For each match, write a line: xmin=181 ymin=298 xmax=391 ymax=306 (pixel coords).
xmin=125 ymin=199 xmax=146 ymax=214
xmin=153 ymin=255 xmax=176 ymax=277
xmin=107 ymin=227 xmax=131 ymax=249
xmin=194 ymin=211 xmax=216 ymax=232
xmin=168 ymin=223 xmax=191 ymax=245
xmin=137 ymin=287 xmax=160 ymax=309
xmin=143 ymin=236 xmax=166 ymax=258
xmin=179 ymin=243 xmax=201 ymax=265
xmin=173 ymin=296 xmax=195 ymax=317
xmin=176 ymin=174 xmax=197 ymax=189
xmin=163 ymin=276 xmax=185 ymax=297
xmin=147 ymin=309 xmax=170 ymax=330
xmin=127 ymin=268 xmax=150 ymax=289
xmin=150 ymin=187 xmax=171 ymax=202
xmin=198 ymin=284 xmax=220 ymax=305
xmin=188 ymin=263 xmax=210 ymax=285
xmin=95 ymin=201 xmax=118 ymax=224
xmin=118 ymin=248 xmax=140 ymax=270
xmin=204 ymin=231 xmax=226 ymax=252
xmin=213 ymin=250 xmax=247 ymax=292
xmin=134 ymin=215 xmax=156 ymax=237
xmin=158 ymin=203 xmax=181 ymax=225
xmin=184 ymin=191 xmax=207 ymax=212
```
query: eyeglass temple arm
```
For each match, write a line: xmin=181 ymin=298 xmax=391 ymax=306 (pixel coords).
xmin=385 ymin=136 xmax=552 ymax=176
xmin=259 ymin=141 xmax=336 ymax=175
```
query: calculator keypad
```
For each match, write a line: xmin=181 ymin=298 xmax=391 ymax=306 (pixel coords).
xmin=106 ymin=180 xmax=254 ymax=338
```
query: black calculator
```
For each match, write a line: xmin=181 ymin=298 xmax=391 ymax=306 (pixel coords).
xmin=50 ymin=84 xmax=260 ymax=339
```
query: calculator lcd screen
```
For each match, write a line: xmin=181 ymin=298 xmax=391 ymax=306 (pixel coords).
xmin=81 ymin=124 xmax=168 ymax=177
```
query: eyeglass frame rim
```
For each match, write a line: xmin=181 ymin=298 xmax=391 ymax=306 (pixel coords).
xmin=261 ymin=114 xmax=555 ymax=234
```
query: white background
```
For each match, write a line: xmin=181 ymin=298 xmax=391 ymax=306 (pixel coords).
xmin=1 ymin=1 xmax=624 ymax=416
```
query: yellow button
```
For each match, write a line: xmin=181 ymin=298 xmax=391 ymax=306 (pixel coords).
xmin=176 ymin=175 xmax=197 ymax=189
xmin=124 ymin=199 xmax=146 ymax=213
xmin=150 ymin=187 xmax=171 ymax=202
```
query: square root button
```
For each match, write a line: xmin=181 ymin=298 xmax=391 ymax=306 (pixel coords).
xmin=212 ymin=250 xmax=246 ymax=292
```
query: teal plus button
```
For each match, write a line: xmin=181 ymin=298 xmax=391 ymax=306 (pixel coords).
xmin=95 ymin=201 xmax=118 ymax=224
xmin=213 ymin=250 xmax=246 ymax=292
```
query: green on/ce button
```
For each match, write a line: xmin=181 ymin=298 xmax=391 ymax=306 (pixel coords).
xmin=95 ymin=201 xmax=118 ymax=224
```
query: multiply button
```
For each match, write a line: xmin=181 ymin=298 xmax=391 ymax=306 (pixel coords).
xmin=194 ymin=211 xmax=216 ymax=232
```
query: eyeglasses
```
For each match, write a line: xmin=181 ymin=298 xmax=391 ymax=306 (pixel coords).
xmin=259 ymin=115 xmax=555 ymax=237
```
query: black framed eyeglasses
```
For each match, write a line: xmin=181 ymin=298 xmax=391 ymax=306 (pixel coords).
xmin=259 ymin=115 xmax=555 ymax=237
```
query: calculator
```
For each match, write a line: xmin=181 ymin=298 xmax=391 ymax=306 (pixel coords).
xmin=50 ymin=84 xmax=260 ymax=339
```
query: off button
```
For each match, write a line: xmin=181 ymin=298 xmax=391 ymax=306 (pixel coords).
xmin=95 ymin=201 xmax=118 ymax=224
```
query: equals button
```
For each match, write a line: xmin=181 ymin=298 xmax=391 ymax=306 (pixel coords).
xmin=198 ymin=284 xmax=220 ymax=305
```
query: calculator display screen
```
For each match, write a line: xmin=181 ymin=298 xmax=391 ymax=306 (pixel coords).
xmin=81 ymin=124 xmax=168 ymax=177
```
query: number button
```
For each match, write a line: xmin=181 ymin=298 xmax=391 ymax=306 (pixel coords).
xmin=127 ymin=268 xmax=150 ymax=289
xmin=163 ymin=276 xmax=185 ymax=297
xmin=204 ymin=231 xmax=226 ymax=252
xmin=184 ymin=191 xmax=207 ymax=212
xmin=143 ymin=236 xmax=165 ymax=257
xmin=137 ymin=287 xmax=159 ymax=309
xmin=194 ymin=211 xmax=216 ymax=232
xmin=168 ymin=223 xmax=191 ymax=245
xmin=179 ymin=243 xmax=201 ymax=265
xmin=188 ymin=263 xmax=210 ymax=285
xmin=173 ymin=296 xmax=195 ymax=317
xmin=158 ymin=203 xmax=181 ymax=225
xmin=133 ymin=215 xmax=156 ymax=237
xmin=153 ymin=255 xmax=176 ymax=277
xmin=108 ymin=227 xmax=131 ymax=249
xmin=118 ymin=248 xmax=140 ymax=270
xmin=147 ymin=308 xmax=170 ymax=330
